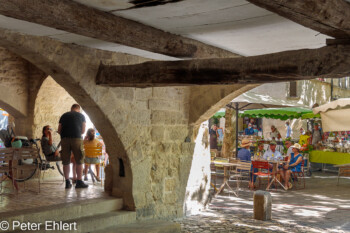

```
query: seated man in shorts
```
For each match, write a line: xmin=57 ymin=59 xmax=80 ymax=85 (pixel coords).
xmin=41 ymin=125 xmax=61 ymax=161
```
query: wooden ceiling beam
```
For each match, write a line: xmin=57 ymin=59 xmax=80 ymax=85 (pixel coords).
xmin=96 ymin=45 xmax=350 ymax=87
xmin=246 ymin=0 xmax=350 ymax=39
xmin=0 ymin=0 xmax=236 ymax=58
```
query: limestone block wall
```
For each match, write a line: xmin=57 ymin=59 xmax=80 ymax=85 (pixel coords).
xmin=88 ymin=85 xmax=193 ymax=219
xmin=0 ymin=47 xmax=28 ymax=119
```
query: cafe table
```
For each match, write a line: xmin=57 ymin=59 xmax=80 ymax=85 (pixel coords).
xmin=265 ymin=160 xmax=288 ymax=191
xmin=211 ymin=161 xmax=240 ymax=196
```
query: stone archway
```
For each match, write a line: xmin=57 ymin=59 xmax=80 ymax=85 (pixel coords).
xmin=0 ymin=29 xmax=139 ymax=210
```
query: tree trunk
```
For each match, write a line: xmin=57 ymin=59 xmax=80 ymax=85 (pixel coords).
xmin=221 ymin=107 xmax=236 ymax=158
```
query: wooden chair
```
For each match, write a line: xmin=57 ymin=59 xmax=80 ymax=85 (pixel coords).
xmin=291 ymin=159 xmax=306 ymax=190
xmin=336 ymin=164 xmax=350 ymax=185
xmin=210 ymin=149 xmax=218 ymax=160
xmin=251 ymin=161 xmax=274 ymax=190
xmin=210 ymin=162 xmax=218 ymax=193
xmin=229 ymin=160 xmax=251 ymax=194
xmin=0 ymin=148 xmax=15 ymax=196
xmin=12 ymin=147 xmax=40 ymax=193
xmin=210 ymin=157 xmax=228 ymax=193
xmin=84 ymin=145 xmax=103 ymax=186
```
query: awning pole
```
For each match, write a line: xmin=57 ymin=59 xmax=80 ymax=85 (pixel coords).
xmin=235 ymin=102 xmax=239 ymax=157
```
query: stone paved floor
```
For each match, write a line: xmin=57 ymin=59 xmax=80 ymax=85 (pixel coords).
xmin=177 ymin=172 xmax=350 ymax=233
xmin=0 ymin=175 xmax=106 ymax=213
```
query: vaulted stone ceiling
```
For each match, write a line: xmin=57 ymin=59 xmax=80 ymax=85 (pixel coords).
xmin=0 ymin=0 xmax=330 ymax=59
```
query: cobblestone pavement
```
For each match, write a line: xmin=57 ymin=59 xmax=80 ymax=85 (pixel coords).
xmin=176 ymin=172 xmax=350 ymax=233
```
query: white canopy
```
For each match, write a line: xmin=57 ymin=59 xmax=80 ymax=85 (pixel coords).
xmin=313 ymin=98 xmax=350 ymax=114
xmin=230 ymin=92 xmax=305 ymax=110
xmin=313 ymin=98 xmax=350 ymax=132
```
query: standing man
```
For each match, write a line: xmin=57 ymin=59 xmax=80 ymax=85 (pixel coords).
xmin=285 ymin=121 xmax=292 ymax=139
xmin=312 ymin=123 xmax=322 ymax=146
xmin=244 ymin=123 xmax=255 ymax=135
xmin=58 ymin=104 xmax=88 ymax=189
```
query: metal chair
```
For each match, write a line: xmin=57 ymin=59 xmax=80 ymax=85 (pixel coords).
xmin=251 ymin=161 xmax=274 ymax=190
xmin=291 ymin=160 xmax=305 ymax=189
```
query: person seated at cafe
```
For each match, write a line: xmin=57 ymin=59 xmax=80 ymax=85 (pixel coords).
xmin=244 ymin=123 xmax=255 ymax=135
xmin=263 ymin=140 xmax=283 ymax=161
xmin=270 ymin=125 xmax=281 ymax=140
xmin=253 ymin=142 xmax=265 ymax=160
xmin=41 ymin=125 xmax=61 ymax=161
xmin=238 ymin=138 xmax=256 ymax=188
xmin=279 ymin=143 xmax=303 ymax=190
xmin=285 ymin=139 xmax=293 ymax=157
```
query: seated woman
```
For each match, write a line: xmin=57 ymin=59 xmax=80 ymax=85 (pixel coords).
xmin=41 ymin=125 xmax=61 ymax=161
xmin=238 ymin=138 xmax=257 ymax=189
xmin=279 ymin=143 xmax=303 ymax=190
xmin=84 ymin=128 xmax=103 ymax=181
xmin=253 ymin=142 xmax=265 ymax=160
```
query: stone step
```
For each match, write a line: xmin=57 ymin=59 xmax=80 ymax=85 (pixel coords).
xmin=1 ymin=197 xmax=123 ymax=229
xmin=94 ymin=220 xmax=181 ymax=233
xmin=11 ymin=211 xmax=136 ymax=233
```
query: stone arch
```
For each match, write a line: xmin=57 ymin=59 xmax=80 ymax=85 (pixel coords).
xmin=0 ymin=29 xmax=143 ymax=210
xmin=0 ymin=47 xmax=47 ymax=136
xmin=189 ymin=84 xmax=259 ymax=126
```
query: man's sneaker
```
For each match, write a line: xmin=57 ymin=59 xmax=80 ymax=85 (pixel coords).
xmin=84 ymin=176 xmax=88 ymax=181
xmin=65 ymin=180 xmax=72 ymax=189
xmin=75 ymin=180 xmax=88 ymax=189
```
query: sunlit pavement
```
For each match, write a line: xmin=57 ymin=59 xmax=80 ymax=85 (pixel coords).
xmin=0 ymin=176 xmax=106 ymax=213
xmin=177 ymin=172 xmax=350 ymax=233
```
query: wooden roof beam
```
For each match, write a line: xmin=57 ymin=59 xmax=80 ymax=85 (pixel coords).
xmin=0 ymin=0 xmax=237 ymax=58
xmin=246 ymin=0 xmax=350 ymax=39
xmin=96 ymin=45 xmax=350 ymax=87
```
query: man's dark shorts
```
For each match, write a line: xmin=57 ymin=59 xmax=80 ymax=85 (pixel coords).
xmin=45 ymin=153 xmax=61 ymax=162
xmin=61 ymin=138 xmax=85 ymax=165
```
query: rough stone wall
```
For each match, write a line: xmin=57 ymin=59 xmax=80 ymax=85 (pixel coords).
xmin=0 ymin=47 xmax=28 ymax=119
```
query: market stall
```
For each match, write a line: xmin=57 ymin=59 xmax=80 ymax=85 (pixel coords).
xmin=310 ymin=99 xmax=350 ymax=165
xmin=218 ymin=92 xmax=305 ymax=156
